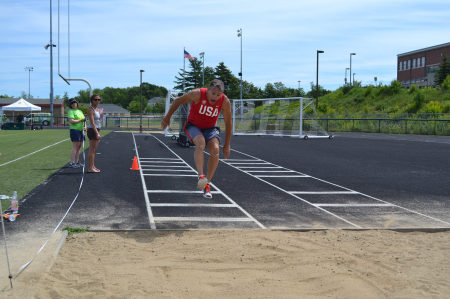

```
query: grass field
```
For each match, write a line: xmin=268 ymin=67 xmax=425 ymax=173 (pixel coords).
xmin=0 ymin=129 xmax=111 ymax=213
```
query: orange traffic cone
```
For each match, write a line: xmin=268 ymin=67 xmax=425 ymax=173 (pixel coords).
xmin=130 ymin=156 xmax=140 ymax=170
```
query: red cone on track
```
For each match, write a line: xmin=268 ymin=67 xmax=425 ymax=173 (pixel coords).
xmin=130 ymin=156 xmax=140 ymax=170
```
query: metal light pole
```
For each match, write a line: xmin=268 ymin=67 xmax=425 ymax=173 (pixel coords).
xmin=24 ymin=67 xmax=34 ymax=99
xmin=345 ymin=67 xmax=349 ymax=85
xmin=199 ymin=52 xmax=205 ymax=87
xmin=237 ymin=28 xmax=243 ymax=100
xmin=49 ymin=0 xmax=55 ymax=127
xmin=350 ymin=53 xmax=356 ymax=86
xmin=316 ymin=50 xmax=324 ymax=109
xmin=298 ymin=80 xmax=301 ymax=89
xmin=353 ymin=73 xmax=356 ymax=85
xmin=139 ymin=69 xmax=144 ymax=133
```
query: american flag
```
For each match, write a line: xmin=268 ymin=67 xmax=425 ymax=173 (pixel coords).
xmin=184 ymin=50 xmax=195 ymax=61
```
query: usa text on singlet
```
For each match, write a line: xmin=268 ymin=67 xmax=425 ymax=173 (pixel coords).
xmin=187 ymin=88 xmax=225 ymax=129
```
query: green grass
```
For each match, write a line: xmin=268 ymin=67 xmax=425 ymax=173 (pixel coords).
xmin=0 ymin=129 xmax=111 ymax=212
xmin=63 ymin=226 xmax=90 ymax=236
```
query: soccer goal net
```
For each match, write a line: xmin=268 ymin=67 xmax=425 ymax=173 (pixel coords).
xmin=164 ymin=90 xmax=189 ymax=138
xmin=232 ymin=97 xmax=331 ymax=139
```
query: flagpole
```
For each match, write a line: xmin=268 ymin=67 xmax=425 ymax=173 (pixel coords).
xmin=183 ymin=47 xmax=186 ymax=93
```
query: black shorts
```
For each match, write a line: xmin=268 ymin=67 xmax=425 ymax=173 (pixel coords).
xmin=87 ymin=128 xmax=101 ymax=140
xmin=70 ymin=129 xmax=85 ymax=142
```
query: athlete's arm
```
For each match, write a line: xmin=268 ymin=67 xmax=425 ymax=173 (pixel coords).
xmin=161 ymin=89 xmax=201 ymax=130
xmin=222 ymin=96 xmax=232 ymax=159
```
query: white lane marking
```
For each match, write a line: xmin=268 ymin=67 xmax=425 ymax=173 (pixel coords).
xmin=257 ymin=175 xmax=309 ymax=178
xmin=132 ymin=133 xmax=156 ymax=229
xmin=151 ymin=203 xmax=236 ymax=207
xmin=142 ymin=169 xmax=197 ymax=172
xmin=150 ymin=134 xmax=266 ymax=229
xmin=289 ymin=191 xmax=358 ymax=194
xmin=143 ymin=174 xmax=197 ymax=177
xmin=227 ymin=150 xmax=450 ymax=227
xmin=0 ymin=138 xmax=69 ymax=167
xmin=314 ymin=203 xmax=393 ymax=207
xmin=228 ymin=162 xmax=271 ymax=165
xmin=154 ymin=217 xmax=255 ymax=222
xmin=246 ymin=170 xmax=298 ymax=173
xmin=239 ymin=166 xmax=283 ymax=169
xmin=222 ymin=156 xmax=361 ymax=228
xmin=141 ymin=165 xmax=192 ymax=168
xmin=140 ymin=158 xmax=180 ymax=160
xmin=140 ymin=161 xmax=185 ymax=164
xmin=147 ymin=190 xmax=221 ymax=194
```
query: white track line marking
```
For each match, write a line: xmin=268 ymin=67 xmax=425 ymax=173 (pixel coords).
xmin=289 ymin=191 xmax=358 ymax=194
xmin=226 ymin=150 xmax=450 ymax=227
xmin=0 ymin=138 xmax=69 ymax=167
xmin=140 ymin=158 xmax=180 ymax=160
xmin=151 ymin=203 xmax=236 ymax=207
xmin=147 ymin=190 xmax=221 ymax=194
xmin=140 ymin=161 xmax=185 ymax=164
xmin=248 ymin=170 xmax=298 ymax=173
xmin=257 ymin=175 xmax=309 ymax=178
xmin=314 ymin=203 xmax=393 ymax=207
xmin=142 ymin=169 xmax=197 ymax=172
xmin=150 ymin=134 xmax=266 ymax=229
xmin=141 ymin=165 xmax=192 ymax=168
xmin=154 ymin=217 xmax=254 ymax=222
xmin=132 ymin=133 xmax=156 ymax=229
xmin=143 ymin=174 xmax=197 ymax=177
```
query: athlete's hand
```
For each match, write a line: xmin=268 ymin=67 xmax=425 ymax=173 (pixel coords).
xmin=161 ymin=116 xmax=170 ymax=130
xmin=223 ymin=144 xmax=230 ymax=159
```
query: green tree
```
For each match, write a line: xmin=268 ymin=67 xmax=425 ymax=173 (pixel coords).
xmin=435 ymin=55 xmax=450 ymax=86
xmin=174 ymin=57 xmax=203 ymax=92
xmin=215 ymin=62 xmax=240 ymax=98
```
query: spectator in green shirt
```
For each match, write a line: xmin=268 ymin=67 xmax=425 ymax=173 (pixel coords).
xmin=67 ymin=98 xmax=85 ymax=168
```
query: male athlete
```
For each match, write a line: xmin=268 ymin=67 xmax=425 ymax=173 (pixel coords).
xmin=161 ymin=79 xmax=232 ymax=198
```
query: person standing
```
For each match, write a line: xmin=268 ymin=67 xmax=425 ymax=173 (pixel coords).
xmin=67 ymin=98 xmax=85 ymax=168
xmin=161 ymin=79 xmax=232 ymax=198
xmin=86 ymin=94 xmax=103 ymax=173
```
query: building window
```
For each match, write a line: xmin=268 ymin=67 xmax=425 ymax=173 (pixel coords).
xmin=408 ymin=60 xmax=411 ymax=69
xmin=417 ymin=58 xmax=421 ymax=67
xmin=422 ymin=56 xmax=425 ymax=66
xmin=399 ymin=62 xmax=402 ymax=71
xmin=413 ymin=59 xmax=416 ymax=68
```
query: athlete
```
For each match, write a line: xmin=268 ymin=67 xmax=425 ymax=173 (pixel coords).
xmin=161 ymin=79 xmax=232 ymax=198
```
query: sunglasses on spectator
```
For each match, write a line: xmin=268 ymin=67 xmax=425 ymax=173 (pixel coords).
xmin=94 ymin=98 xmax=101 ymax=101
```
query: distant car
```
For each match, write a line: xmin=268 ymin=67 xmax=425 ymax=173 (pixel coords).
xmin=24 ymin=112 xmax=51 ymax=126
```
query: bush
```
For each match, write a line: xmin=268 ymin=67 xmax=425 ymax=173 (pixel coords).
xmin=390 ymin=80 xmax=402 ymax=94
xmin=408 ymin=85 xmax=418 ymax=94
xmin=420 ymin=101 xmax=443 ymax=113
xmin=442 ymin=75 xmax=450 ymax=91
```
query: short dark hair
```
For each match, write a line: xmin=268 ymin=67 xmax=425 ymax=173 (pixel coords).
xmin=208 ymin=79 xmax=224 ymax=92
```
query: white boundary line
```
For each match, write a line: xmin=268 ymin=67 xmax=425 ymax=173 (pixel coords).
xmin=147 ymin=190 xmax=221 ymax=194
xmin=143 ymin=174 xmax=197 ymax=177
xmin=149 ymin=134 xmax=266 ymax=229
xmin=289 ymin=191 xmax=358 ymax=194
xmin=151 ymin=203 xmax=236 ymax=208
xmin=225 ymin=149 xmax=450 ymax=228
xmin=0 ymin=138 xmax=69 ymax=167
xmin=132 ymin=133 xmax=156 ymax=229
xmin=154 ymin=217 xmax=254 ymax=222
xmin=314 ymin=203 xmax=393 ymax=207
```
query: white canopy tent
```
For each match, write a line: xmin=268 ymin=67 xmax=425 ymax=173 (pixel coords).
xmin=1 ymin=98 xmax=41 ymax=128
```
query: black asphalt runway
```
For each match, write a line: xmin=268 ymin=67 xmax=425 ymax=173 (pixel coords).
xmin=4 ymin=131 xmax=450 ymax=236
xmin=2 ymin=130 xmax=450 ymax=284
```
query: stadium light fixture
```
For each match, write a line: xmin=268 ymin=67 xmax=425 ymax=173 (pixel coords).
xmin=140 ymin=69 xmax=145 ymax=133
xmin=237 ymin=28 xmax=243 ymax=101
xmin=345 ymin=67 xmax=350 ymax=85
xmin=350 ymin=53 xmax=356 ymax=85
xmin=24 ymin=67 xmax=34 ymax=99
xmin=199 ymin=52 xmax=205 ymax=87
xmin=316 ymin=50 xmax=324 ymax=109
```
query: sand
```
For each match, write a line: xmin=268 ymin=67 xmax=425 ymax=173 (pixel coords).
xmin=3 ymin=229 xmax=450 ymax=298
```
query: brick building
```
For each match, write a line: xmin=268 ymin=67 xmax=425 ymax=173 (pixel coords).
xmin=397 ymin=42 xmax=450 ymax=88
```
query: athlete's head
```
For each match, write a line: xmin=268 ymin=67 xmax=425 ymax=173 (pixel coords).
xmin=68 ymin=98 xmax=78 ymax=108
xmin=206 ymin=79 xmax=224 ymax=105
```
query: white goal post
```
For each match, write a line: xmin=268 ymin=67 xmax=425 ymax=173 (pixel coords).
xmin=232 ymin=97 xmax=332 ymax=139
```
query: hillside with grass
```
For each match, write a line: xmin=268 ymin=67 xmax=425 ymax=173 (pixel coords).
xmin=317 ymin=76 xmax=450 ymax=116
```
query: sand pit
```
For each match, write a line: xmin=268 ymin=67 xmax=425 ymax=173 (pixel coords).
xmin=4 ymin=229 xmax=450 ymax=298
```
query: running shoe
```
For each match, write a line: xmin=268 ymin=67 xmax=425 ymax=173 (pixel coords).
xmin=203 ymin=184 xmax=212 ymax=199
xmin=76 ymin=162 xmax=84 ymax=167
xmin=197 ymin=174 xmax=208 ymax=190
xmin=68 ymin=162 xmax=79 ymax=168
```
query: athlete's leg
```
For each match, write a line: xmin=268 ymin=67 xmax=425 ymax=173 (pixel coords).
xmin=71 ymin=141 xmax=82 ymax=163
xmin=192 ymin=134 xmax=206 ymax=176
xmin=205 ymin=137 xmax=220 ymax=182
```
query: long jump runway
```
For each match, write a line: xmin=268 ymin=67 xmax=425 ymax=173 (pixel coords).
xmin=133 ymin=133 xmax=450 ymax=230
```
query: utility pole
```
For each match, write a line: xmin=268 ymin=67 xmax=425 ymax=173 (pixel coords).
xmin=24 ymin=67 xmax=34 ymax=99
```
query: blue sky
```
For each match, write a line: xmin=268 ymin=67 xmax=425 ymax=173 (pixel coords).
xmin=1 ymin=0 xmax=449 ymax=99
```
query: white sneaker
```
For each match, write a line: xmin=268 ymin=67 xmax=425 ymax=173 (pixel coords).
xmin=203 ymin=184 xmax=212 ymax=199
xmin=197 ymin=175 xmax=208 ymax=190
